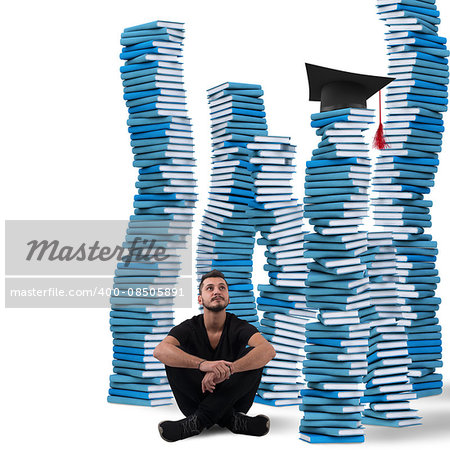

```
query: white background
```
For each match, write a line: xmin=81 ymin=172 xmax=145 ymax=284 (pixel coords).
xmin=1 ymin=0 xmax=450 ymax=448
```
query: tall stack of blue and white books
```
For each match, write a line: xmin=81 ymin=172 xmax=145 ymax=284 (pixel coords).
xmin=107 ymin=20 xmax=197 ymax=407
xmin=376 ymin=0 xmax=446 ymax=399
xmin=299 ymin=107 xmax=376 ymax=443
xmin=252 ymin=132 xmax=311 ymax=407
xmin=196 ymin=82 xmax=265 ymax=326
xmin=197 ymin=83 xmax=309 ymax=403
xmin=360 ymin=232 xmax=421 ymax=427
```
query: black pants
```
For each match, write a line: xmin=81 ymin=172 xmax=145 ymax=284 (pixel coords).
xmin=165 ymin=347 xmax=263 ymax=428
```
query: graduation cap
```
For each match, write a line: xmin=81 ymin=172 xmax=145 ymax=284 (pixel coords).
xmin=306 ymin=63 xmax=394 ymax=149
xmin=305 ymin=63 xmax=394 ymax=112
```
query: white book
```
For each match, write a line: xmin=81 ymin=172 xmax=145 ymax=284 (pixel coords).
xmin=387 ymin=25 xmax=429 ymax=32
xmin=258 ymin=150 xmax=296 ymax=158
xmin=318 ymin=218 xmax=364 ymax=227
xmin=384 ymin=16 xmax=428 ymax=24
xmin=250 ymin=157 xmax=291 ymax=165
xmin=256 ymin=179 xmax=291 ymax=187
xmin=340 ymin=108 xmax=375 ymax=117
xmin=261 ymin=375 xmax=303 ymax=384
xmin=269 ymin=314 xmax=309 ymax=326
xmin=324 ymin=121 xmax=373 ymax=129
xmin=208 ymin=205 xmax=239 ymax=218
xmin=320 ymin=383 xmax=365 ymax=391
xmin=370 ymin=374 xmax=411 ymax=386
xmin=129 ymin=94 xmax=185 ymax=104
xmin=255 ymin=194 xmax=292 ymax=203
xmin=323 ymin=129 xmax=365 ymax=136
xmin=244 ymin=143 xmax=291 ymax=151
xmin=370 ymin=366 xmax=409 ymax=378
xmin=373 ymin=192 xmax=417 ymax=199
xmin=254 ymin=172 xmax=293 ymax=180
xmin=268 ymin=327 xmax=306 ymax=341
xmin=259 ymin=391 xmax=301 ymax=399
xmin=209 ymin=114 xmax=238 ymax=126
xmin=320 ymin=317 xmax=360 ymax=326
xmin=316 ymin=226 xmax=360 ymax=236
xmin=320 ymin=151 xmax=369 ymax=158
xmin=274 ymin=272 xmax=308 ymax=281
xmin=377 ymin=384 xmax=413 ymax=394
xmin=264 ymin=367 xmax=302 ymax=376
xmin=269 ymin=335 xmax=306 ymax=348
xmin=378 ymin=358 xmax=412 ymax=366
xmin=321 ymin=311 xmax=358 ymax=319
xmin=273 ymin=279 xmax=306 ymax=288
xmin=323 ymin=136 xmax=366 ymax=144
xmin=208 ymin=95 xmax=262 ymax=107
xmin=331 ymin=264 xmax=367 ymax=275
xmin=256 ymin=165 xmax=295 ymax=173
xmin=253 ymin=135 xmax=290 ymax=144
xmin=321 ymin=257 xmax=361 ymax=268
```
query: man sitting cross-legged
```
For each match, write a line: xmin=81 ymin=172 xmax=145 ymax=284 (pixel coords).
xmin=153 ymin=269 xmax=276 ymax=442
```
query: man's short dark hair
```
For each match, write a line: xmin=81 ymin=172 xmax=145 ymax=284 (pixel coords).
xmin=199 ymin=269 xmax=228 ymax=294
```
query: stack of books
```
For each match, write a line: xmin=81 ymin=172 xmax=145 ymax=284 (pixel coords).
xmin=359 ymin=232 xmax=421 ymax=427
xmin=197 ymin=83 xmax=309 ymax=404
xmin=107 ymin=20 xmax=197 ymax=407
xmin=252 ymin=135 xmax=311 ymax=406
xmin=376 ymin=0 xmax=446 ymax=399
xmin=299 ymin=107 xmax=376 ymax=443
xmin=196 ymin=82 xmax=266 ymax=326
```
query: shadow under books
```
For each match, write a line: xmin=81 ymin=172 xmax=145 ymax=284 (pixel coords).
xmin=366 ymin=389 xmax=450 ymax=443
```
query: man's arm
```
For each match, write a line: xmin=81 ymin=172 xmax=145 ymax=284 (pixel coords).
xmin=153 ymin=335 xmax=204 ymax=369
xmin=229 ymin=332 xmax=276 ymax=374
xmin=153 ymin=335 xmax=232 ymax=378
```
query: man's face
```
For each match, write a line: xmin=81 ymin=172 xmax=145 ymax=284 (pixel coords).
xmin=198 ymin=277 xmax=230 ymax=312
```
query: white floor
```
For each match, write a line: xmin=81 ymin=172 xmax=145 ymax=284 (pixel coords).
xmin=106 ymin=389 xmax=450 ymax=449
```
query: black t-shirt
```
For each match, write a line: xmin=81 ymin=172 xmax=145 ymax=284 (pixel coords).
xmin=168 ymin=312 xmax=259 ymax=361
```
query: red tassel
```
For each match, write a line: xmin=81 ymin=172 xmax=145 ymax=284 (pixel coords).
xmin=373 ymin=122 xmax=387 ymax=150
xmin=372 ymin=90 xmax=389 ymax=150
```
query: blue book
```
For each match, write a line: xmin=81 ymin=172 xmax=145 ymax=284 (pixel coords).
xmin=301 ymin=389 xmax=363 ymax=399
xmin=109 ymin=388 xmax=172 ymax=400
xmin=120 ymin=35 xmax=179 ymax=46
xmin=120 ymin=61 xmax=176 ymax=74
xmin=311 ymin=107 xmax=373 ymax=121
xmin=107 ymin=395 xmax=172 ymax=407
xmin=301 ymin=419 xmax=361 ymax=428
xmin=110 ymin=382 xmax=170 ymax=392
xmin=300 ymin=426 xmax=364 ymax=438
xmin=124 ymin=21 xmax=184 ymax=32
xmin=253 ymin=397 xmax=300 ymax=407
xmin=300 ymin=432 xmax=364 ymax=443
xmin=379 ymin=3 xmax=440 ymax=17
xmin=113 ymin=346 xmax=154 ymax=355
xmin=415 ymin=388 xmax=442 ymax=398
xmin=299 ymin=403 xmax=362 ymax=413
xmin=207 ymin=82 xmax=262 ymax=95
xmin=361 ymin=416 xmax=421 ymax=427
xmin=110 ymin=374 xmax=165 ymax=384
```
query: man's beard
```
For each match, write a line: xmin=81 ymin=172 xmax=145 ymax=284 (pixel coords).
xmin=203 ymin=296 xmax=228 ymax=312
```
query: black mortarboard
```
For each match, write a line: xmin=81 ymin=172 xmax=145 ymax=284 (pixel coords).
xmin=306 ymin=63 xmax=394 ymax=112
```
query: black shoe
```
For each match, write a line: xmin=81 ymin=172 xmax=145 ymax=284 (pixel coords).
xmin=158 ymin=415 xmax=203 ymax=442
xmin=227 ymin=412 xmax=270 ymax=437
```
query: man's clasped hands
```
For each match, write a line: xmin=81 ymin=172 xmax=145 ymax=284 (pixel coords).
xmin=198 ymin=360 xmax=234 ymax=393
